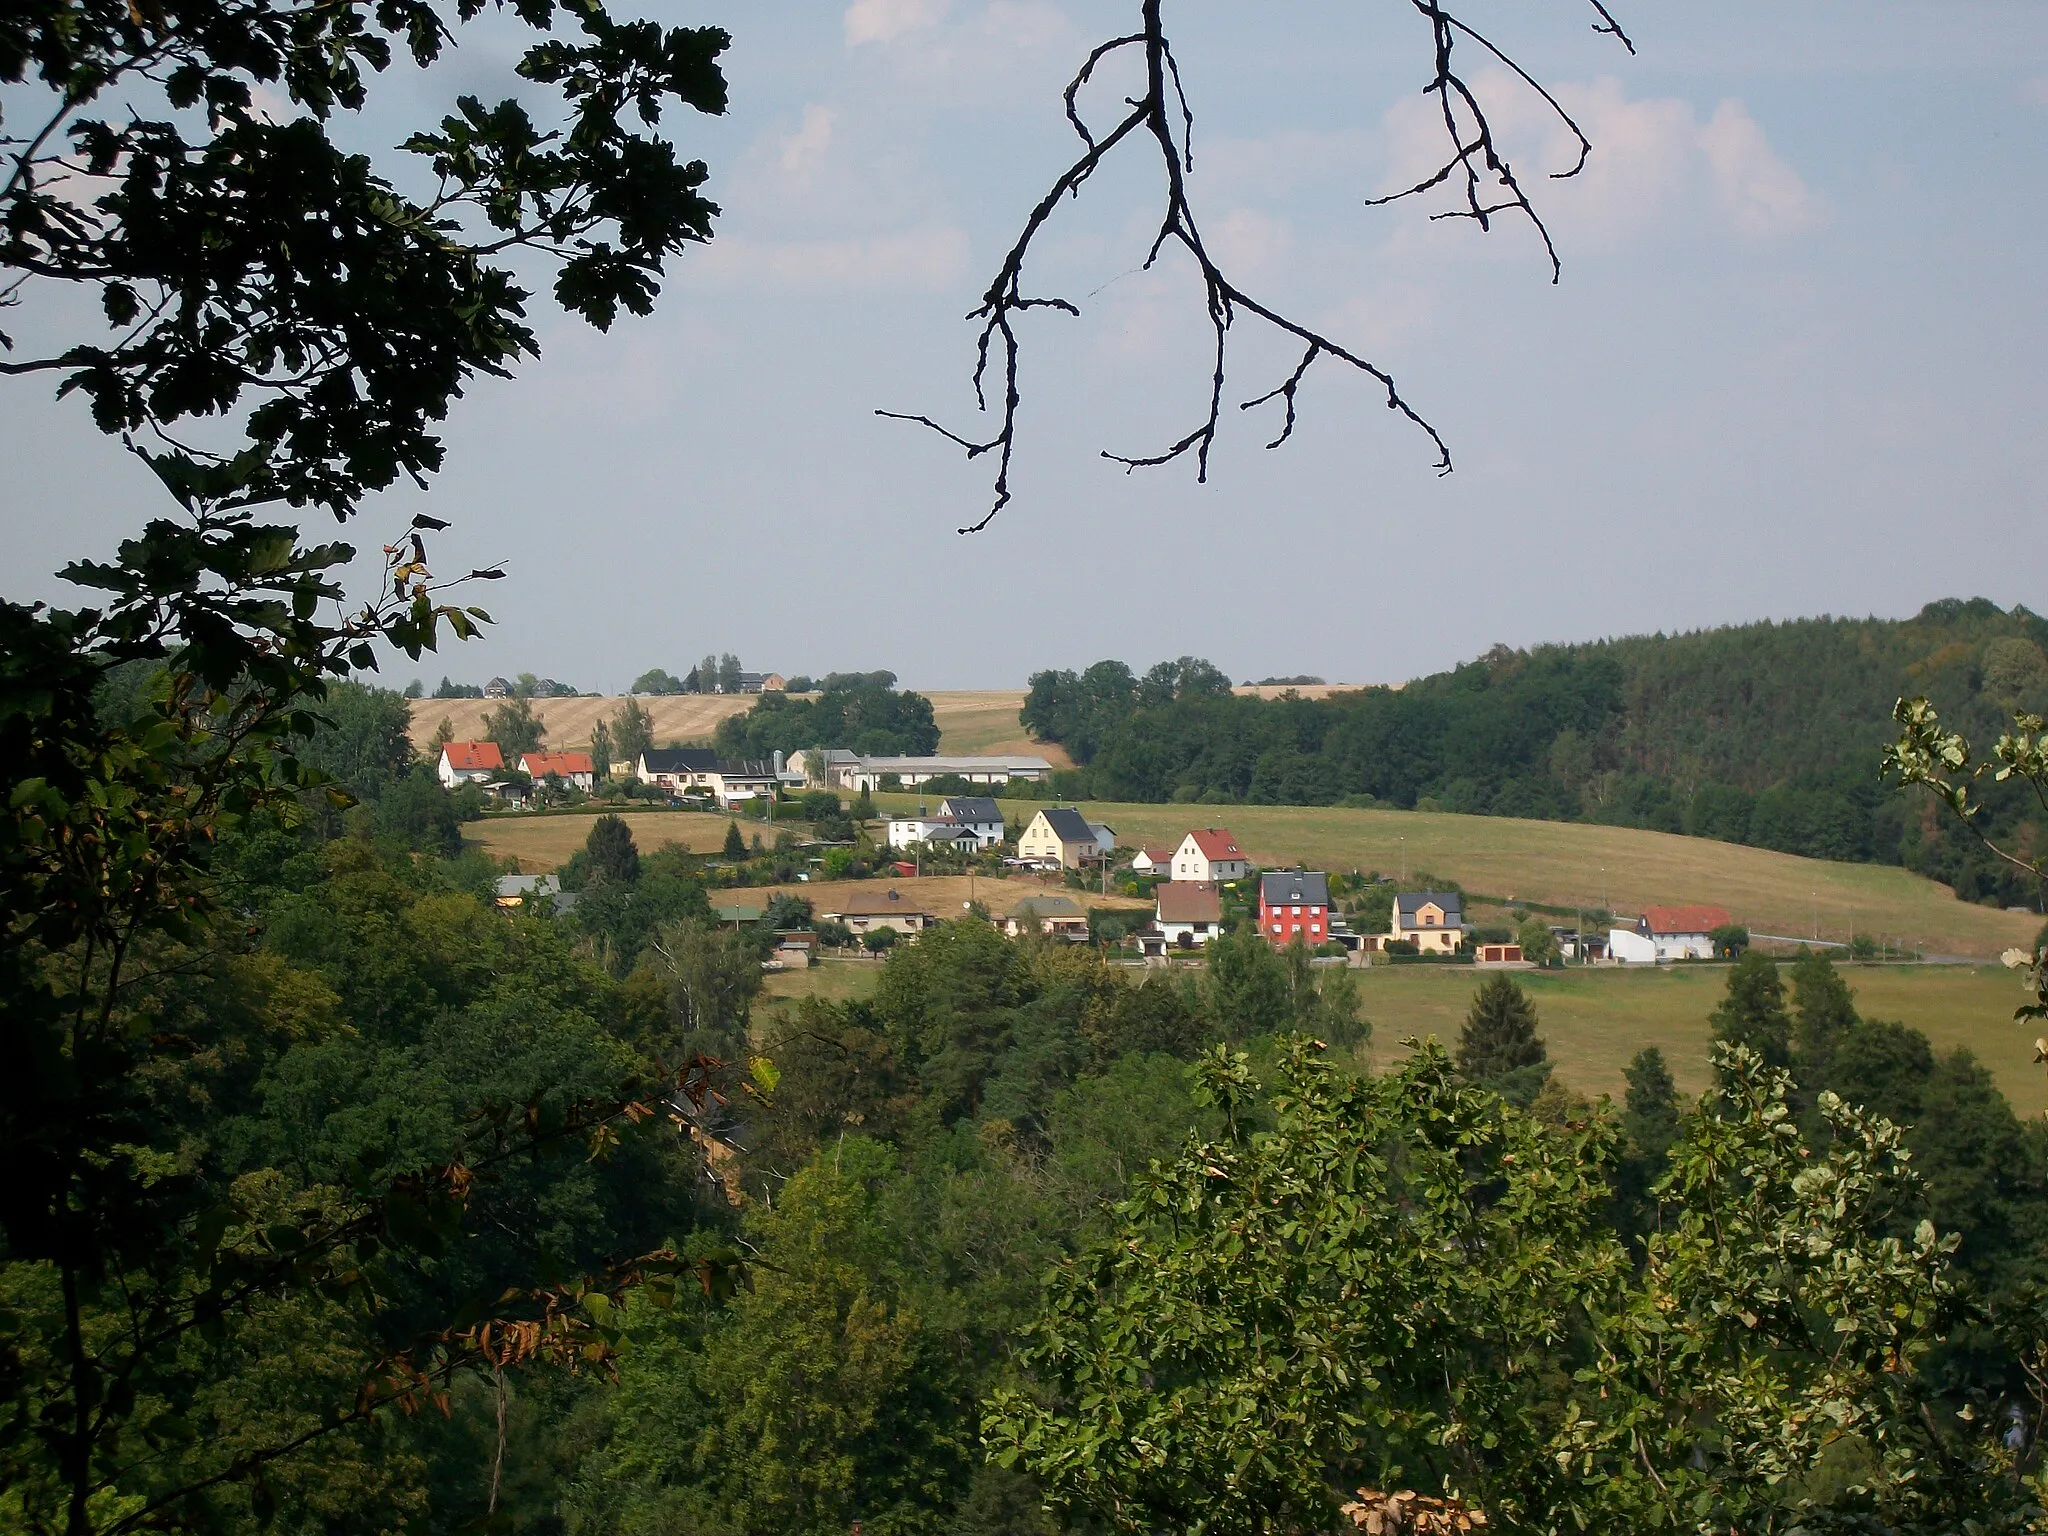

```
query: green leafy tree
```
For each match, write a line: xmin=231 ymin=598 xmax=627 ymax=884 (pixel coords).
xmin=589 ymin=718 xmax=615 ymax=785
xmin=480 ymin=695 xmax=546 ymax=761
xmin=585 ymin=814 xmax=641 ymax=887
xmin=630 ymin=669 xmax=686 ymax=695
xmin=986 ymin=1040 xmax=2025 ymax=1535
xmin=1455 ymin=974 xmax=1549 ymax=1105
xmin=1204 ymin=922 xmax=1291 ymax=1041
xmin=1515 ymin=915 xmax=1558 ymax=965
xmin=718 ymin=653 xmax=743 ymax=694
xmin=1709 ymin=921 xmax=1751 ymax=956
xmin=296 ymin=680 xmax=416 ymax=800
xmin=1709 ymin=950 xmax=1792 ymax=1070
xmin=610 ymin=698 xmax=656 ymax=767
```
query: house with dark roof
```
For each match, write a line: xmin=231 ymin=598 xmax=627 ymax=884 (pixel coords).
xmin=1259 ymin=871 xmax=1332 ymax=949
xmin=637 ymin=747 xmax=718 ymax=794
xmin=1392 ymin=891 xmax=1465 ymax=954
xmin=1018 ymin=807 xmax=1110 ymax=870
xmin=438 ymin=740 xmax=504 ymax=788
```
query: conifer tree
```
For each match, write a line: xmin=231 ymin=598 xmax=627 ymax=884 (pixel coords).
xmin=1622 ymin=1047 xmax=1681 ymax=1157
xmin=1456 ymin=976 xmax=1549 ymax=1106
xmin=1710 ymin=951 xmax=1792 ymax=1070
xmin=586 ymin=814 xmax=641 ymax=887
xmin=724 ymin=820 xmax=748 ymax=858
xmin=1789 ymin=950 xmax=1859 ymax=1081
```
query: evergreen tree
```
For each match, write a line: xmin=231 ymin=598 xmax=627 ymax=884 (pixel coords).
xmin=1456 ymin=975 xmax=1549 ymax=1105
xmin=1205 ymin=923 xmax=1292 ymax=1041
xmin=1622 ymin=1048 xmax=1681 ymax=1157
xmin=1789 ymin=949 xmax=1858 ymax=1082
xmin=723 ymin=820 xmax=748 ymax=859
xmin=586 ymin=814 xmax=641 ymax=886
xmin=1710 ymin=951 xmax=1792 ymax=1070
xmin=854 ymin=785 xmax=877 ymax=822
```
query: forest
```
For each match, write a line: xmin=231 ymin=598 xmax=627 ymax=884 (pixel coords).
xmin=1022 ymin=600 xmax=2048 ymax=905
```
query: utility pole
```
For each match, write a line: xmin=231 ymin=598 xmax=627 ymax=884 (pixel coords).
xmin=1399 ymin=836 xmax=1406 ymax=885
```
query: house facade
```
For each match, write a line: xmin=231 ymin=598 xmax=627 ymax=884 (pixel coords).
xmin=1156 ymin=881 xmax=1223 ymax=948
xmin=1130 ymin=846 xmax=1177 ymax=878
xmin=638 ymin=747 xmax=717 ymax=795
xmin=1391 ymin=891 xmax=1464 ymax=954
xmin=439 ymin=741 xmax=504 ymax=788
xmin=519 ymin=750 xmax=595 ymax=791
xmin=819 ymin=888 xmax=932 ymax=938
xmin=1259 ymin=871 xmax=1331 ymax=948
xmin=1018 ymin=807 xmax=1103 ymax=870
xmin=703 ymin=762 xmax=778 ymax=808
xmin=1637 ymin=904 xmax=1732 ymax=961
xmin=828 ymin=754 xmax=1053 ymax=791
xmin=1003 ymin=895 xmax=1089 ymax=941
xmin=1173 ymin=828 xmax=1249 ymax=883
xmin=886 ymin=795 xmax=1007 ymax=852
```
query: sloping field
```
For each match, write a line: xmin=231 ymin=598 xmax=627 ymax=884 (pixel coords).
xmin=407 ymin=690 xmax=1074 ymax=765
xmin=1350 ymin=963 xmax=2044 ymax=1113
xmin=1052 ymin=801 xmax=2041 ymax=961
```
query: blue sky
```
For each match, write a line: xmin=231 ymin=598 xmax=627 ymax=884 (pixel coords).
xmin=6 ymin=2 xmax=2046 ymax=690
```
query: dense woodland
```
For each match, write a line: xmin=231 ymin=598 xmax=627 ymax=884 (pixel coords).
xmin=1022 ymin=601 xmax=2048 ymax=904
xmin=713 ymin=682 xmax=942 ymax=761
xmin=14 ymin=690 xmax=2048 ymax=1532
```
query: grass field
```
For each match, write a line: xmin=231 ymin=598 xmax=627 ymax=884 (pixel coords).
xmin=1034 ymin=801 xmax=2042 ymax=962
xmin=466 ymin=809 xmax=765 ymax=867
xmin=754 ymin=958 xmax=2046 ymax=1116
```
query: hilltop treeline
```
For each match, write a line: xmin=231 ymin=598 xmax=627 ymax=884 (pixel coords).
xmin=714 ymin=679 xmax=940 ymax=759
xmin=1024 ymin=599 xmax=2048 ymax=904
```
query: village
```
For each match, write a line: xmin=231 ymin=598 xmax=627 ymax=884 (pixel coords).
xmin=434 ymin=733 xmax=1746 ymax=971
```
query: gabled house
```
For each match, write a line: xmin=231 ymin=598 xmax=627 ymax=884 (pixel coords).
xmin=638 ymin=747 xmax=717 ymax=795
xmin=519 ymin=750 xmax=595 ymax=791
xmin=1259 ymin=871 xmax=1331 ymax=949
xmin=886 ymin=795 xmax=1007 ymax=852
xmin=1130 ymin=846 xmax=1178 ymax=878
xmin=482 ymin=676 xmax=512 ymax=699
xmin=1173 ymin=828 xmax=1249 ymax=883
xmin=818 ymin=888 xmax=932 ymax=938
xmin=939 ymin=796 xmax=1006 ymax=846
xmin=1018 ymin=807 xmax=1104 ymax=870
xmin=1392 ymin=891 xmax=1464 ymax=954
xmin=1004 ymin=895 xmax=1089 ymax=941
xmin=439 ymin=740 xmax=504 ymax=788
xmin=1636 ymin=904 xmax=1732 ymax=961
xmin=1156 ymin=881 xmax=1223 ymax=949
xmin=703 ymin=761 xmax=778 ymax=808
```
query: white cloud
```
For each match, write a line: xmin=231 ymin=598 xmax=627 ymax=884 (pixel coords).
xmin=1379 ymin=72 xmax=1818 ymax=247
xmin=845 ymin=0 xmax=949 ymax=46
xmin=694 ymin=226 xmax=971 ymax=291
xmin=1210 ymin=208 xmax=1292 ymax=279
xmin=780 ymin=105 xmax=837 ymax=178
xmin=982 ymin=1 xmax=1067 ymax=51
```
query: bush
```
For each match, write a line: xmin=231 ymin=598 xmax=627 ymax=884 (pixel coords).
xmin=863 ymin=927 xmax=899 ymax=953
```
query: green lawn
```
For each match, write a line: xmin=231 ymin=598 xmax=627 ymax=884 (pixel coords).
xmin=1355 ymin=962 xmax=2044 ymax=1113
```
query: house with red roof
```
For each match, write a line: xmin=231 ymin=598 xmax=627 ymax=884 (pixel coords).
xmin=1635 ymin=904 xmax=1734 ymax=961
xmin=1171 ymin=828 xmax=1249 ymax=883
xmin=438 ymin=740 xmax=504 ymax=789
xmin=519 ymin=751 xmax=596 ymax=791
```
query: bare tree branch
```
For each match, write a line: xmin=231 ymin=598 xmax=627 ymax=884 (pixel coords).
xmin=882 ymin=1 xmax=1633 ymax=532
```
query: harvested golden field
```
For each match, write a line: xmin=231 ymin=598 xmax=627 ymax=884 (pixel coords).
xmin=1043 ymin=801 xmax=2041 ymax=962
xmin=407 ymin=689 xmax=1072 ymax=763
xmin=748 ymin=873 xmax=1147 ymax=919
xmin=467 ymin=809 xmax=757 ymax=868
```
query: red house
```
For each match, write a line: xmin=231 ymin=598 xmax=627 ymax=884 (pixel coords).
xmin=1258 ymin=870 xmax=1331 ymax=949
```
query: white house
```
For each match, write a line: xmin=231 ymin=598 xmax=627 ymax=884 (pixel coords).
xmin=940 ymin=796 xmax=1006 ymax=846
xmin=887 ymin=796 xmax=1008 ymax=851
xmin=638 ymin=747 xmax=717 ymax=795
xmin=1156 ymin=881 xmax=1223 ymax=949
xmin=1636 ymin=904 xmax=1733 ymax=961
xmin=1172 ymin=828 xmax=1249 ymax=883
xmin=518 ymin=750 xmax=595 ymax=791
xmin=1130 ymin=846 xmax=1177 ymax=878
xmin=1608 ymin=928 xmax=1659 ymax=964
xmin=439 ymin=740 xmax=504 ymax=788
xmin=702 ymin=761 xmax=779 ymax=808
xmin=1017 ymin=807 xmax=1102 ymax=870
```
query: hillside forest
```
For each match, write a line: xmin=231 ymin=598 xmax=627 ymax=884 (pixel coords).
xmin=1020 ymin=601 xmax=2048 ymax=906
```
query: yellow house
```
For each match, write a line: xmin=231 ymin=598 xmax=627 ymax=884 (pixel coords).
xmin=1391 ymin=890 xmax=1464 ymax=953
xmin=1017 ymin=807 xmax=1106 ymax=870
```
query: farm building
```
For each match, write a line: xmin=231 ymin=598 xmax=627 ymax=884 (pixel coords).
xmin=1636 ymin=904 xmax=1733 ymax=961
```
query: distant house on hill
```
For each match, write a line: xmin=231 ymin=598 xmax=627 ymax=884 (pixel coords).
xmin=1635 ymin=904 xmax=1732 ymax=961
xmin=439 ymin=741 xmax=503 ymax=788
xmin=1391 ymin=891 xmax=1464 ymax=954
xmin=1018 ymin=807 xmax=1110 ymax=870
xmin=1173 ymin=828 xmax=1249 ymax=883
xmin=482 ymin=676 xmax=512 ymax=698
xmin=1004 ymin=895 xmax=1089 ymax=941
xmin=827 ymin=754 xmax=1053 ymax=790
xmin=519 ymin=750 xmax=595 ymax=791
xmin=1130 ymin=846 xmax=1177 ymax=877
xmin=1259 ymin=871 xmax=1331 ymax=949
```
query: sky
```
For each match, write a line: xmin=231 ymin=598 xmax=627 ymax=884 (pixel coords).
xmin=5 ymin=1 xmax=2047 ymax=691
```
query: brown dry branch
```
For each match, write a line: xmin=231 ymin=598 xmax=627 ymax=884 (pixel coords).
xmin=1341 ymin=1487 xmax=1489 ymax=1535
xmin=881 ymin=0 xmax=1632 ymax=533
